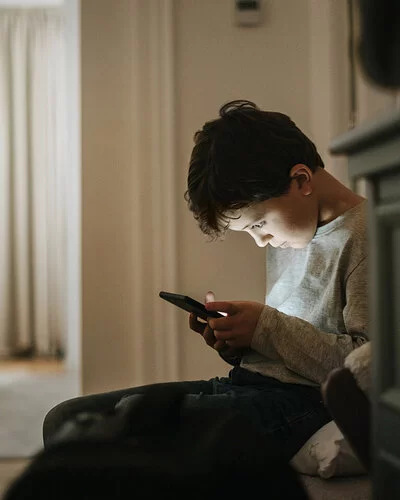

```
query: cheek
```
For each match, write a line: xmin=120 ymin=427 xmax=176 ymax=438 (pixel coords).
xmin=291 ymin=200 xmax=318 ymax=232
xmin=281 ymin=213 xmax=303 ymax=235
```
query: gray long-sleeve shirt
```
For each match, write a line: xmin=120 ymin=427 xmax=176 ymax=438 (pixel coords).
xmin=240 ymin=201 xmax=369 ymax=387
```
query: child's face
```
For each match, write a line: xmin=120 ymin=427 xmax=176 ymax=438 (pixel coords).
xmin=228 ymin=171 xmax=319 ymax=249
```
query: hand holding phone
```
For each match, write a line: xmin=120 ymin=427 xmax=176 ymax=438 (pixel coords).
xmin=160 ymin=290 xmax=243 ymax=366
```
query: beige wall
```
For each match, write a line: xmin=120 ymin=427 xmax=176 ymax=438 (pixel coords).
xmin=80 ymin=0 xmax=350 ymax=393
xmin=175 ymin=0 xmax=311 ymax=379
xmin=81 ymin=0 xmax=139 ymax=392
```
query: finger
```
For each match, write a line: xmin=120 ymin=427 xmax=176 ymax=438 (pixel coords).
xmin=213 ymin=339 xmax=226 ymax=351
xmin=214 ymin=329 xmax=235 ymax=342
xmin=205 ymin=291 xmax=215 ymax=303
xmin=203 ymin=325 xmax=216 ymax=346
xmin=207 ymin=315 xmax=234 ymax=331
xmin=205 ymin=301 xmax=237 ymax=316
xmin=189 ymin=313 xmax=206 ymax=334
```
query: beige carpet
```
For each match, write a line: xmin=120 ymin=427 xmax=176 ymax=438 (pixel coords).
xmin=0 ymin=369 xmax=79 ymax=458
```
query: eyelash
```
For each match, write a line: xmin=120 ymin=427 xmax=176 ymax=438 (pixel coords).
xmin=251 ymin=221 xmax=265 ymax=230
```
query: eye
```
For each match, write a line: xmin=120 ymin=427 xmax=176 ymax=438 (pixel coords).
xmin=251 ymin=221 xmax=265 ymax=230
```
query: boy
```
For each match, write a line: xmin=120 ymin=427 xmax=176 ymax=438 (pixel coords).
xmin=43 ymin=100 xmax=368 ymax=461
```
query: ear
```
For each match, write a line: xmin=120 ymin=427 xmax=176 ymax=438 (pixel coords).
xmin=289 ymin=164 xmax=313 ymax=196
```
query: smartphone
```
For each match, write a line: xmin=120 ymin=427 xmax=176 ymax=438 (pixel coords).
xmin=159 ymin=291 xmax=223 ymax=321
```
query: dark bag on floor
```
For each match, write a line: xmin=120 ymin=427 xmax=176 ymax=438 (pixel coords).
xmin=4 ymin=386 xmax=308 ymax=500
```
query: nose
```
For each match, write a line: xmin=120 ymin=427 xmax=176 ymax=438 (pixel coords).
xmin=252 ymin=232 xmax=272 ymax=248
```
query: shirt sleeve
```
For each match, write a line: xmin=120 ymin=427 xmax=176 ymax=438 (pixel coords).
xmin=250 ymin=257 xmax=369 ymax=385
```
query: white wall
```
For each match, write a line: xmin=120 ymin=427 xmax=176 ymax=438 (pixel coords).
xmin=80 ymin=0 xmax=314 ymax=392
xmin=81 ymin=0 xmax=398 ymax=392
xmin=6 ymin=0 xmax=398 ymax=395
xmin=81 ymin=0 xmax=140 ymax=392
xmin=308 ymin=0 xmax=349 ymax=186
xmin=63 ymin=0 xmax=81 ymax=378
xmin=0 ymin=0 xmax=63 ymax=5
xmin=175 ymin=0 xmax=312 ymax=379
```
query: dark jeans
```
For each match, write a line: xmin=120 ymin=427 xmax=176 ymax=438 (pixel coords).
xmin=43 ymin=367 xmax=331 ymax=460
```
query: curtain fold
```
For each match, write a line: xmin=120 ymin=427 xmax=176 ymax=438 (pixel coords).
xmin=0 ymin=9 xmax=67 ymax=357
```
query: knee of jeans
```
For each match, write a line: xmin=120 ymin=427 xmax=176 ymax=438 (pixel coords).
xmin=42 ymin=397 xmax=80 ymax=448
xmin=114 ymin=393 xmax=143 ymax=410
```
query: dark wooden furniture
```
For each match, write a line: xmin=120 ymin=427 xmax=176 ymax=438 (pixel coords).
xmin=330 ymin=109 xmax=400 ymax=499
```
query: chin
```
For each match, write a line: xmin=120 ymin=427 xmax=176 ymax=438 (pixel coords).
xmin=290 ymin=241 xmax=309 ymax=249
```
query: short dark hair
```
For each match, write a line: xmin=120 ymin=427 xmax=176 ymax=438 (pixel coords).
xmin=185 ymin=100 xmax=324 ymax=239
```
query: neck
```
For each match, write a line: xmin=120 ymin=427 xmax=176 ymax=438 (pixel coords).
xmin=314 ymin=169 xmax=364 ymax=226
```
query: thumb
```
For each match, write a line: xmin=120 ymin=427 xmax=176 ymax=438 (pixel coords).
xmin=205 ymin=291 xmax=215 ymax=303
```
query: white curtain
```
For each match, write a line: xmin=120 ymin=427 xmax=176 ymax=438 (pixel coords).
xmin=0 ymin=9 xmax=67 ymax=357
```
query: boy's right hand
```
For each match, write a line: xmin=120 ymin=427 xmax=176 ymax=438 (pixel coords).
xmin=189 ymin=291 xmax=243 ymax=359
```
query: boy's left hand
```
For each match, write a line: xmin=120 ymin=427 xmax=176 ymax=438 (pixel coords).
xmin=205 ymin=301 xmax=264 ymax=348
